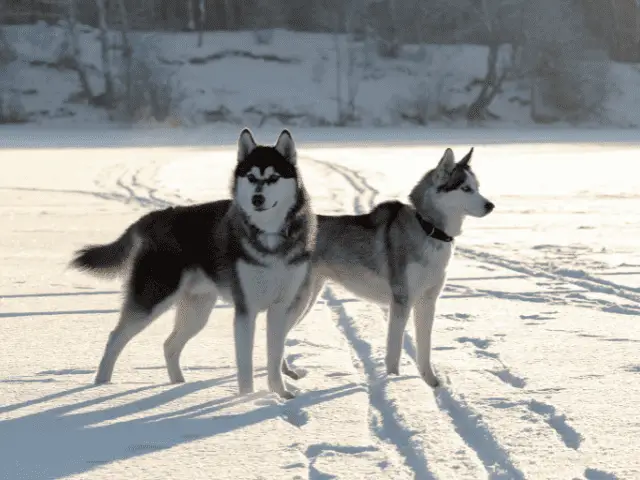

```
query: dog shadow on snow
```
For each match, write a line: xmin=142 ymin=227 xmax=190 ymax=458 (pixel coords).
xmin=0 ymin=370 xmax=361 ymax=478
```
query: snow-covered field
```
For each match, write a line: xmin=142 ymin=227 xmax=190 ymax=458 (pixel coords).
xmin=1 ymin=127 xmax=639 ymax=479
xmin=3 ymin=23 xmax=640 ymax=128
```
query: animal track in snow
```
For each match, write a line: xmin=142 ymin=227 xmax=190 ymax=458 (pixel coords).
xmin=455 ymin=337 xmax=527 ymax=389
xmin=527 ymin=400 xmax=583 ymax=450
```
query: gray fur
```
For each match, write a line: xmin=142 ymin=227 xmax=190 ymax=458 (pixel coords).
xmin=71 ymin=128 xmax=316 ymax=399
xmin=285 ymin=147 xmax=494 ymax=387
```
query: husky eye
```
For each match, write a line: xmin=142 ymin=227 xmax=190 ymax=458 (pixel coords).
xmin=247 ymin=174 xmax=258 ymax=183
xmin=461 ymin=185 xmax=472 ymax=193
xmin=266 ymin=175 xmax=280 ymax=184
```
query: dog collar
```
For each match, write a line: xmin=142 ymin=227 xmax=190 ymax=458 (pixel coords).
xmin=415 ymin=213 xmax=453 ymax=242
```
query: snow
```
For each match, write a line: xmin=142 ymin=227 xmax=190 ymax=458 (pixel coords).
xmin=3 ymin=24 xmax=640 ymax=128
xmin=1 ymin=128 xmax=640 ymax=480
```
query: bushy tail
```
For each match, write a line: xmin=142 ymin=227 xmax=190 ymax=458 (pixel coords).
xmin=70 ymin=226 xmax=137 ymax=278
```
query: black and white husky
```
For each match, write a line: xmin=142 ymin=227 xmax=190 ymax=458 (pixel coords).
xmin=71 ymin=129 xmax=316 ymax=399
xmin=287 ymin=147 xmax=494 ymax=388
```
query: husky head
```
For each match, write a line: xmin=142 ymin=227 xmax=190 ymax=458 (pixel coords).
xmin=410 ymin=147 xmax=494 ymax=235
xmin=233 ymin=128 xmax=301 ymax=233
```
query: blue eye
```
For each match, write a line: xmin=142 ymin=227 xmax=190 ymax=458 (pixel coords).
xmin=461 ymin=185 xmax=472 ymax=193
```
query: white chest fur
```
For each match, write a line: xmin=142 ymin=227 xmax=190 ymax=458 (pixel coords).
xmin=236 ymin=259 xmax=308 ymax=313
xmin=406 ymin=242 xmax=453 ymax=300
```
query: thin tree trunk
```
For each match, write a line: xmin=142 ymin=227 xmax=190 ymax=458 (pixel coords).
xmin=66 ymin=0 xmax=94 ymax=101
xmin=467 ymin=43 xmax=506 ymax=121
xmin=187 ymin=0 xmax=195 ymax=30
xmin=116 ymin=0 xmax=133 ymax=115
xmin=95 ymin=0 xmax=114 ymax=106
xmin=221 ymin=0 xmax=234 ymax=29
xmin=0 ymin=0 xmax=16 ymax=65
xmin=197 ymin=0 xmax=205 ymax=46
xmin=0 ymin=27 xmax=16 ymax=65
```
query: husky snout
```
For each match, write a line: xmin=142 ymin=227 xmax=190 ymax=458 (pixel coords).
xmin=252 ymin=194 xmax=265 ymax=208
xmin=484 ymin=201 xmax=495 ymax=214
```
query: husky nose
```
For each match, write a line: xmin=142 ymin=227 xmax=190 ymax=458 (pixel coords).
xmin=252 ymin=194 xmax=265 ymax=208
xmin=484 ymin=201 xmax=495 ymax=213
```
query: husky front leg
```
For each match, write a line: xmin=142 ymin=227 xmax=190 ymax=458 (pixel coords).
xmin=266 ymin=301 xmax=299 ymax=399
xmin=413 ymin=280 xmax=445 ymax=387
xmin=280 ymin=273 xmax=325 ymax=380
xmin=385 ymin=292 xmax=413 ymax=376
xmin=234 ymin=309 xmax=258 ymax=395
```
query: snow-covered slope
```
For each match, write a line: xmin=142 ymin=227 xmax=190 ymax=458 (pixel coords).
xmin=3 ymin=23 xmax=640 ymax=128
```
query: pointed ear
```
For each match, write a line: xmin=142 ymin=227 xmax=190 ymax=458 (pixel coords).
xmin=457 ymin=147 xmax=474 ymax=168
xmin=434 ymin=148 xmax=455 ymax=183
xmin=274 ymin=129 xmax=296 ymax=165
xmin=237 ymin=128 xmax=257 ymax=163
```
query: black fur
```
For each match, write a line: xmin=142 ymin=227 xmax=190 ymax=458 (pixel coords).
xmin=71 ymin=225 xmax=136 ymax=274
xmin=71 ymin=200 xmax=233 ymax=313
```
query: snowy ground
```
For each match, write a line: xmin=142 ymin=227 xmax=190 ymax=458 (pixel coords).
xmin=1 ymin=128 xmax=639 ymax=479
xmin=3 ymin=23 xmax=640 ymax=128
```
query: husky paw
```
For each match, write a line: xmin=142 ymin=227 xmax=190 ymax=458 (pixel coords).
xmin=280 ymin=389 xmax=296 ymax=400
xmin=238 ymin=385 xmax=255 ymax=396
xmin=282 ymin=366 xmax=300 ymax=380
xmin=285 ymin=367 xmax=308 ymax=380
xmin=271 ymin=381 xmax=299 ymax=400
xmin=386 ymin=364 xmax=400 ymax=376
xmin=422 ymin=372 xmax=440 ymax=388
xmin=168 ymin=374 xmax=185 ymax=384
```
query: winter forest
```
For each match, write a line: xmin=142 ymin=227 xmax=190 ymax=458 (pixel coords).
xmin=1 ymin=0 xmax=640 ymax=128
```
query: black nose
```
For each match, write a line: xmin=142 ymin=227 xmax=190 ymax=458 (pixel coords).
xmin=252 ymin=194 xmax=265 ymax=208
xmin=484 ymin=201 xmax=495 ymax=213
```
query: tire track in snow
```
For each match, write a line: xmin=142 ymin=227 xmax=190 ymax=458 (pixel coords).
xmin=457 ymin=247 xmax=640 ymax=310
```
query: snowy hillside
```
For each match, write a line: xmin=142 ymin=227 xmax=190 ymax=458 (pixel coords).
xmin=2 ymin=23 xmax=640 ymax=128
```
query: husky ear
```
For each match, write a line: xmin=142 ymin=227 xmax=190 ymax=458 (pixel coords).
xmin=274 ymin=129 xmax=297 ymax=165
xmin=237 ymin=128 xmax=257 ymax=163
xmin=434 ymin=148 xmax=456 ymax=183
xmin=457 ymin=147 xmax=474 ymax=168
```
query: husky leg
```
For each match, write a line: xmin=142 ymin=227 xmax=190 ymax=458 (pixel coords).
xmin=95 ymin=251 xmax=181 ymax=385
xmin=95 ymin=299 xmax=172 ymax=384
xmin=385 ymin=293 xmax=413 ymax=376
xmin=413 ymin=281 xmax=445 ymax=388
xmin=280 ymin=274 xmax=325 ymax=380
xmin=164 ymin=292 xmax=217 ymax=383
xmin=234 ymin=309 xmax=258 ymax=395
xmin=267 ymin=300 xmax=301 ymax=399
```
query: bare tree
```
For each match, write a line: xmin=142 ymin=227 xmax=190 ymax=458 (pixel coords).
xmin=0 ymin=28 xmax=16 ymax=65
xmin=94 ymin=0 xmax=115 ymax=106
xmin=0 ymin=0 xmax=16 ymax=65
xmin=197 ymin=0 xmax=205 ymax=47
xmin=332 ymin=2 xmax=366 ymax=125
xmin=524 ymin=0 xmax=610 ymax=121
xmin=116 ymin=0 xmax=133 ymax=115
xmin=65 ymin=0 xmax=94 ymax=102
xmin=187 ymin=0 xmax=196 ymax=30
xmin=424 ymin=0 xmax=523 ymax=121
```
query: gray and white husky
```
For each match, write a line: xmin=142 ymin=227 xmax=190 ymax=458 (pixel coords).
xmin=285 ymin=147 xmax=494 ymax=388
xmin=70 ymin=128 xmax=316 ymax=399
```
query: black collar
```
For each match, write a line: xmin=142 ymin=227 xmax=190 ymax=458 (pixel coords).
xmin=415 ymin=213 xmax=454 ymax=242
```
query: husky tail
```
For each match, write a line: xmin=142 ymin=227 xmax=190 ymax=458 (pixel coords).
xmin=70 ymin=225 xmax=138 ymax=278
